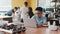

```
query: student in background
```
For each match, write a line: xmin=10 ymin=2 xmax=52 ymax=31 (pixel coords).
xmin=14 ymin=7 xmax=18 ymax=12
xmin=20 ymin=2 xmax=28 ymax=23
xmin=7 ymin=9 xmax=13 ymax=16
xmin=15 ymin=7 xmax=21 ymax=21
xmin=28 ymin=7 xmax=34 ymax=18
xmin=15 ymin=7 xmax=20 ymax=16
xmin=7 ymin=7 xmax=18 ymax=16
xmin=12 ymin=7 xmax=20 ymax=21
xmin=31 ymin=7 xmax=46 ymax=28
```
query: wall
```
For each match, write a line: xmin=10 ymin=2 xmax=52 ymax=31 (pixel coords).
xmin=30 ymin=0 xmax=37 ymax=13
xmin=12 ymin=0 xmax=27 ymax=8
xmin=12 ymin=0 xmax=37 ymax=12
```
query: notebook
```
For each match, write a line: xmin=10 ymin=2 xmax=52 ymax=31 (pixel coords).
xmin=24 ymin=18 xmax=37 ymax=28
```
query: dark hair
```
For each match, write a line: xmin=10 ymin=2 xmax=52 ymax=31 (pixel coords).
xmin=18 ymin=7 xmax=20 ymax=9
xmin=28 ymin=7 xmax=34 ymax=18
xmin=24 ymin=2 xmax=28 ymax=7
xmin=12 ymin=9 xmax=15 ymax=13
xmin=35 ymin=7 xmax=43 ymax=12
xmin=28 ymin=7 xmax=32 ymax=13
xmin=14 ymin=7 xmax=18 ymax=10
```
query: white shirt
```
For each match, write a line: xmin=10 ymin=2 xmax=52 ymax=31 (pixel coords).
xmin=15 ymin=9 xmax=20 ymax=17
xmin=14 ymin=9 xmax=20 ymax=21
xmin=20 ymin=6 xmax=28 ymax=19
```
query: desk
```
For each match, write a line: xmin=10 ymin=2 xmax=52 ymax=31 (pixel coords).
xmin=25 ymin=27 xmax=60 ymax=34
xmin=0 ymin=16 xmax=12 ymax=23
xmin=1 ymin=27 xmax=60 ymax=34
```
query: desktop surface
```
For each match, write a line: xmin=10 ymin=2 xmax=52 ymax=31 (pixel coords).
xmin=2 ymin=27 xmax=60 ymax=34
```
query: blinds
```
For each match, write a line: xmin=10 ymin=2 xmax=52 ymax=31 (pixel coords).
xmin=0 ymin=0 xmax=12 ymax=11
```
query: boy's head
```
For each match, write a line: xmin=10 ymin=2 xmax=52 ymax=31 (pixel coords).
xmin=24 ymin=2 xmax=28 ymax=7
xmin=14 ymin=7 xmax=18 ymax=11
xmin=35 ymin=7 xmax=43 ymax=18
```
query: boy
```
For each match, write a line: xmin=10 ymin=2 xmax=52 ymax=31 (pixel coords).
xmin=31 ymin=7 xmax=46 ymax=28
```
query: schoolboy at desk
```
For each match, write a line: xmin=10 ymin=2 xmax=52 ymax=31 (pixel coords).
xmin=31 ymin=7 xmax=46 ymax=28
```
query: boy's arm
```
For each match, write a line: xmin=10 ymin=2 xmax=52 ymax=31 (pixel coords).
xmin=43 ymin=17 xmax=47 ymax=25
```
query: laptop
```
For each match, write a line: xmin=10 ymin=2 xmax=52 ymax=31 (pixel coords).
xmin=24 ymin=18 xmax=37 ymax=28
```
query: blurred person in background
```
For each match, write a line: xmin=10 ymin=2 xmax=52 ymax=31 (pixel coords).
xmin=7 ymin=7 xmax=18 ymax=16
xmin=15 ymin=7 xmax=20 ymax=15
xmin=12 ymin=7 xmax=18 ymax=17
xmin=28 ymin=7 xmax=34 ymax=18
xmin=7 ymin=9 xmax=14 ymax=16
xmin=20 ymin=2 xmax=29 ymax=23
xmin=15 ymin=7 xmax=21 ymax=21
xmin=7 ymin=7 xmax=19 ymax=22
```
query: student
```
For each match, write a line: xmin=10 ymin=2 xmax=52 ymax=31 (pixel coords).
xmin=15 ymin=7 xmax=20 ymax=16
xmin=20 ymin=2 xmax=28 ymax=22
xmin=7 ymin=9 xmax=13 ymax=16
xmin=31 ymin=7 xmax=46 ymax=28
xmin=7 ymin=7 xmax=18 ymax=16
xmin=12 ymin=7 xmax=19 ymax=21
xmin=28 ymin=7 xmax=34 ymax=18
xmin=15 ymin=7 xmax=20 ymax=21
xmin=14 ymin=7 xmax=18 ymax=12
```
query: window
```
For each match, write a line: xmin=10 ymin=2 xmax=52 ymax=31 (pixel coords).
xmin=0 ymin=0 xmax=12 ymax=11
xmin=37 ymin=0 xmax=52 ymax=8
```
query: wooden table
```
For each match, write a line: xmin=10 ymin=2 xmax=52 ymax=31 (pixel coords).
xmin=0 ymin=16 xmax=12 ymax=23
xmin=3 ymin=27 xmax=60 ymax=34
xmin=25 ymin=27 xmax=60 ymax=34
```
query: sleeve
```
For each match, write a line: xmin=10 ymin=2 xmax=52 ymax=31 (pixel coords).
xmin=31 ymin=15 xmax=35 ymax=19
xmin=19 ymin=7 xmax=22 ymax=15
xmin=43 ymin=17 xmax=46 ymax=23
xmin=27 ymin=8 xmax=29 ymax=12
xmin=7 ymin=10 xmax=12 ymax=16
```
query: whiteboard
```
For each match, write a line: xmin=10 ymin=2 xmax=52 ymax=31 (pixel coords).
xmin=0 ymin=0 xmax=12 ymax=11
